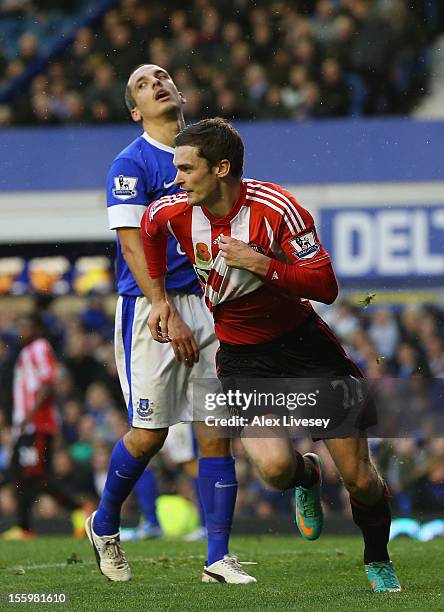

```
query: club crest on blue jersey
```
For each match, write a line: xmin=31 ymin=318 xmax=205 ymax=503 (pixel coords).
xmin=112 ymin=175 xmax=138 ymax=200
xmin=290 ymin=230 xmax=320 ymax=259
xmin=137 ymin=398 xmax=155 ymax=418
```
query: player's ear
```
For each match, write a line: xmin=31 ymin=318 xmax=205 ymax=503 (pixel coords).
xmin=178 ymin=91 xmax=186 ymax=105
xmin=216 ymin=159 xmax=231 ymax=179
xmin=130 ymin=107 xmax=142 ymax=123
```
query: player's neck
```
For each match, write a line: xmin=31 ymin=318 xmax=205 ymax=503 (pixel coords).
xmin=142 ymin=114 xmax=185 ymax=149
xmin=205 ymin=178 xmax=242 ymax=219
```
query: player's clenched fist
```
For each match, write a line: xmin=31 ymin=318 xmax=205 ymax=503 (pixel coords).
xmin=218 ymin=235 xmax=256 ymax=270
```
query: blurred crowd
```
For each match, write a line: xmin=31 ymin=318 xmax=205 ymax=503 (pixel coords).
xmin=0 ymin=295 xmax=443 ymax=529
xmin=1 ymin=0 xmax=443 ymax=126
xmin=319 ymin=300 xmax=444 ymax=516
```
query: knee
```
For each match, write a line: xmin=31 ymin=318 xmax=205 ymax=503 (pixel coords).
xmin=342 ymin=464 xmax=379 ymax=498
xmin=259 ymin=455 xmax=295 ymax=491
xmin=124 ymin=428 xmax=168 ymax=461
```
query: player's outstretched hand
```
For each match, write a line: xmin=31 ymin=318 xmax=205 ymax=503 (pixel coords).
xmin=218 ymin=235 xmax=255 ymax=270
xmin=148 ymin=299 xmax=172 ymax=343
xmin=168 ymin=310 xmax=200 ymax=367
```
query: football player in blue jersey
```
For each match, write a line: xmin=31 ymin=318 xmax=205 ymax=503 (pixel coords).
xmin=85 ymin=64 xmax=255 ymax=584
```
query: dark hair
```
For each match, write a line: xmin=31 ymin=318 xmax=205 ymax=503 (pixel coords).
xmin=174 ymin=118 xmax=244 ymax=179
xmin=125 ymin=64 xmax=145 ymax=113
xmin=125 ymin=83 xmax=136 ymax=113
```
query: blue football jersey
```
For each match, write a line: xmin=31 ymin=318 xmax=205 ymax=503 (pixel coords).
xmin=106 ymin=132 xmax=201 ymax=296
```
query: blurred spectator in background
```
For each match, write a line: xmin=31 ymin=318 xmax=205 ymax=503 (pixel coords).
xmin=1 ymin=0 xmax=441 ymax=125
xmin=368 ymin=308 xmax=400 ymax=362
xmin=396 ymin=342 xmax=430 ymax=378
xmin=61 ymin=398 xmax=83 ymax=444
xmin=319 ymin=57 xmax=350 ymax=116
xmin=4 ymin=313 xmax=58 ymax=538
xmin=348 ymin=0 xmax=394 ymax=113
xmin=17 ymin=32 xmax=39 ymax=68
xmin=80 ymin=296 xmax=111 ymax=335
xmin=63 ymin=330 xmax=107 ymax=398
xmin=84 ymin=62 xmax=124 ymax=122
xmin=68 ymin=413 xmax=96 ymax=468
xmin=323 ymin=301 xmax=360 ymax=343
xmin=48 ymin=449 xmax=96 ymax=509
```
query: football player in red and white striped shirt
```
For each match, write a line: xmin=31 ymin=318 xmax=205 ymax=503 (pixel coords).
xmin=8 ymin=314 xmax=58 ymax=538
xmin=143 ymin=164 xmax=337 ymax=346
xmin=141 ymin=118 xmax=401 ymax=592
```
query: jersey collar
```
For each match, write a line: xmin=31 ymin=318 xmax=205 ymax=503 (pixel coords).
xmin=202 ymin=181 xmax=247 ymax=226
xmin=142 ymin=132 xmax=175 ymax=154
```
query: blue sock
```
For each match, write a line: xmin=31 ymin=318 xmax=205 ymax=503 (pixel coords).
xmin=93 ymin=439 xmax=148 ymax=536
xmin=193 ymin=477 xmax=206 ymax=527
xmin=198 ymin=456 xmax=237 ymax=565
xmin=134 ymin=468 xmax=160 ymax=527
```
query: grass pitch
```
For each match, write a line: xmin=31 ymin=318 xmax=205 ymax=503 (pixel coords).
xmin=0 ymin=535 xmax=442 ymax=611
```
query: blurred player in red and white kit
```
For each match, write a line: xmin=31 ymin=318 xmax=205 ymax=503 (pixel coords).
xmin=4 ymin=314 xmax=58 ymax=538
xmin=141 ymin=118 xmax=402 ymax=593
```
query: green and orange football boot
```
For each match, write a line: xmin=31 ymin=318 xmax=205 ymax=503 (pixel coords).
xmin=365 ymin=561 xmax=402 ymax=593
xmin=294 ymin=452 xmax=323 ymax=541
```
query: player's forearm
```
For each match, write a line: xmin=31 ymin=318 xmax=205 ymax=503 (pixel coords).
xmin=243 ymin=251 xmax=271 ymax=277
xmin=229 ymin=249 xmax=337 ymax=303
xmin=122 ymin=247 xmax=155 ymax=301
xmin=150 ymin=277 xmax=168 ymax=305
xmin=262 ymin=259 xmax=338 ymax=304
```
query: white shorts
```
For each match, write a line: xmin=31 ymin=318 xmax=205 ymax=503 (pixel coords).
xmin=114 ymin=293 xmax=224 ymax=428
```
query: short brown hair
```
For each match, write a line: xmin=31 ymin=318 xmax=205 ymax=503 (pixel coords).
xmin=174 ymin=118 xmax=244 ymax=179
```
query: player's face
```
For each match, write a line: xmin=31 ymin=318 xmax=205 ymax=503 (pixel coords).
xmin=128 ymin=64 xmax=185 ymax=122
xmin=174 ymin=145 xmax=220 ymax=206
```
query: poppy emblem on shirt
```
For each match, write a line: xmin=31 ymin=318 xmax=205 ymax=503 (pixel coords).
xmin=195 ymin=242 xmax=212 ymax=268
xmin=290 ymin=230 xmax=320 ymax=259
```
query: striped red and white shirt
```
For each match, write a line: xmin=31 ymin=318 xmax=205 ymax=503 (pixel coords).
xmin=142 ymin=179 xmax=338 ymax=344
xmin=13 ymin=338 xmax=58 ymax=434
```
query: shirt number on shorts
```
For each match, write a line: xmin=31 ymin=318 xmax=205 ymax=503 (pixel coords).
xmin=331 ymin=376 xmax=365 ymax=411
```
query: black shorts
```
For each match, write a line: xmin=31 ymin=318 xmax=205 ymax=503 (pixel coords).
xmin=216 ymin=314 xmax=376 ymax=438
xmin=11 ymin=432 xmax=53 ymax=480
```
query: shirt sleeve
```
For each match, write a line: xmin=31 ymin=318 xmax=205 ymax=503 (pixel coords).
xmin=106 ymin=157 xmax=149 ymax=230
xmin=141 ymin=206 xmax=169 ymax=279
xmin=262 ymin=189 xmax=338 ymax=304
